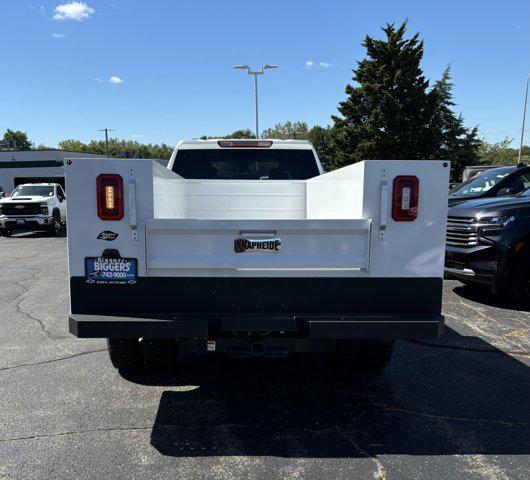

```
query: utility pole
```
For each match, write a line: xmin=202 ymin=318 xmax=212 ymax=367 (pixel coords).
xmin=518 ymin=73 xmax=530 ymax=166
xmin=98 ymin=128 xmax=115 ymax=158
xmin=233 ymin=65 xmax=278 ymax=139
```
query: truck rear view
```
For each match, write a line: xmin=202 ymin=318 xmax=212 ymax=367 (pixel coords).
xmin=66 ymin=140 xmax=449 ymax=374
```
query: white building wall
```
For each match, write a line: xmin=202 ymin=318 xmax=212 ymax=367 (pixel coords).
xmin=0 ymin=150 xmax=167 ymax=193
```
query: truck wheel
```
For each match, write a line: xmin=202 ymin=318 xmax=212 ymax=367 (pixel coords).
xmin=355 ymin=339 xmax=395 ymax=373
xmin=1 ymin=228 xmax=12 ymax=237
xmin=51 ymin=210 xmax=62 ymax=236
xmin=107 ymin=339 xmax=143 ymax=372
xmin=142 ymin=339 xmax=179 ymax=371
xmin=509 ymin=258 xmax=530 ymax=307
xmin=331 ymin=339 xmax=395 ymax=374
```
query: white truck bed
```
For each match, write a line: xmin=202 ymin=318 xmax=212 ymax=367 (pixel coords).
xmin=66 ymin=155 xmax=449 ymax=341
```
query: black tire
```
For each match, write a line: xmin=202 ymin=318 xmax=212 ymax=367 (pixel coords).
xmin=50 ymin=210 xmax=62 ymax=236
xmin=329 ymin=340 xmax=360 ymax=370
xmin=509 ymin=257 xmax=530 ymax=307
xmin=142 ymin=339 xmax=179 ymax=371
xmin=1 ymin=228 xmax=12 ymax=237
xmin=355 ymin=339 xmax=395 ymax=373
xmin=107 ymin=338 xmax=143 ymax=372
xmin=330 ymin=339 xmax=395 ymax=374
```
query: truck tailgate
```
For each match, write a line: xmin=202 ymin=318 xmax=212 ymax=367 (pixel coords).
xmin=145 ymin=219 xmax=371 ymax=275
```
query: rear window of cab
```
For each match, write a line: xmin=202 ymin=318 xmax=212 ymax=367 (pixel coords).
xmin=172 ymin=149 xmax=320 ymax=180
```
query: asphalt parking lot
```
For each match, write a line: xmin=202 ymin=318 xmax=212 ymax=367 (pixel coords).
xmin=0 ymin=234 xmax=529 ymax=480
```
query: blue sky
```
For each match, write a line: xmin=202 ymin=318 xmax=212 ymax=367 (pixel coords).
xmin=1 ymin=0 xmax=529 ymax=147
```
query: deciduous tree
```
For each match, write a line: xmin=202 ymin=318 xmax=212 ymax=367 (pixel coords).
xmin=262 ymin=121 xmax=309 ymax=140
xmin=2 ymin=129 xmax=33 ymax=150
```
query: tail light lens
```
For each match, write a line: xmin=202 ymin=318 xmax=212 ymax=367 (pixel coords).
xmin=392 ymin=176 xmax=419 ymax=221
xmin=97 ymin=174 xmax=123 ymax=220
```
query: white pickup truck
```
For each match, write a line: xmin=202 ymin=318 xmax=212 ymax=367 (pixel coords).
xmin=0 ymin=182 xmax=66 ymax=237
xmin=66 ymin=139 xmax=449 ymax=374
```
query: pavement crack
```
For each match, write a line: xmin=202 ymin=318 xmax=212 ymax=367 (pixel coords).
xmin=8 ymin=265 xmax=73 ymax=356
xmin=0 ymin=425 xmax=155 ymax=444
xmin=335 ymin=428 xmax=388 ymax=479
xmin=0 ymin=349 xmax=106 ymax=372
xmin=0 ymin=423 xmax=315 ymax=444
xmin=374 ymin=403 xmax=529 ymax=427
xmin=405 ymin=339 xmax=529 ymax=358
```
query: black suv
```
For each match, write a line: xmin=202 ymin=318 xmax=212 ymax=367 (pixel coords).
xmin=449 ymin=165 xmax=530 ymax=206
xmin=445 ymin=192 xmax=530 ymax=305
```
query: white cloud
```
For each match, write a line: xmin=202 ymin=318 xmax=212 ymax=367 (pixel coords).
xmin=94 ymin=77 xmax=103 ymax=83
xmin=50 ymin=32 xmax=65 ymax=38
xmin=305 ymin=60 xmax=333 ymax=70
xmin=109 ymin=76 xmax=124 ymax=84
xmin=52 ymin=2 xmax=95 ymax=21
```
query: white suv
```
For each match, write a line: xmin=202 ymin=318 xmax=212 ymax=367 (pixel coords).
xmin=0 ymin=183 xmax=67 ymax=237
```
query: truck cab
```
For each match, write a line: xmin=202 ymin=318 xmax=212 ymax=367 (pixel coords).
xmin=168 ymin=139 xmax=324 ymax=180
xmin=0 ymin=182 xmax=66 ymax=237
xmin=65 ymin=140 xmax=449 ymax=375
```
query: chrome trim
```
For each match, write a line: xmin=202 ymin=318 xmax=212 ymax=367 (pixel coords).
xmin=446 ymin=216 xmax=478 ymax=247
xmin=445 ymin=267 xmax=476 ymax=276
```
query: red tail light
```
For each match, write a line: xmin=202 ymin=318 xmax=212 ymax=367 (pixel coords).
xmin=97 ymin=174 xmax=123 ymax=220
xmin=392 ymin=176 xmax=419 ymax=221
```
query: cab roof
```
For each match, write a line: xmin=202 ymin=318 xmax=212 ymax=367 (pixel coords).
xmin=176 ymin=139 xmax=314 ymax=150
xmin=17 ymin=183 xmax=58 ymax=186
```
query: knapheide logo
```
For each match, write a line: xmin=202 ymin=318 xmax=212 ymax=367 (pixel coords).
xmin=97 ymin=231 xmax=119 ymax=241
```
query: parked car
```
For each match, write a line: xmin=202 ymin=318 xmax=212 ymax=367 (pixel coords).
xmin=461 ymin=165 xmax=496 ymax=182
xmin=448 ymin=165 xmax=530 ymax=206
xmin=445 ymin=191 xmax=530 ymax=305
xmin=0 ymin=183 xmax=66 ymax=237
xmin=66 ymin=139 xmax=449 ymax=375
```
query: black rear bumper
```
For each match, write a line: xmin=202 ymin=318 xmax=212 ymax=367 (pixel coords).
xmin=69 ymin=313 xmax=444 ymax=339
xmin=69 ymin=276 xmax=444 ymax=340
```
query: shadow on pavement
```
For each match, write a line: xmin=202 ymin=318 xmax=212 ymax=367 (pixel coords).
xmin=135 ymin=326 xmax=530 ymax=458
xmin=452 ymin=283 xmax=529 ymax=312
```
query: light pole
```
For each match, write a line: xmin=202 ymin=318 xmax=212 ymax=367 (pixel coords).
xmin=98 ymin=128 xmax=115 ymax=158
xmin=233 ymin=64 xmax=278 ymax=138
xmin=518 ymin=73 xmax=530 ymax=165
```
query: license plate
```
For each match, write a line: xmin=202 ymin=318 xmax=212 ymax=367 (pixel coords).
xmin=85 ymin=257 xmax=138 ymax=284
xmin=234 ymin=237 xmax=281 ymax=253
xmin=16 ymin=219 xmax=25 ymax=225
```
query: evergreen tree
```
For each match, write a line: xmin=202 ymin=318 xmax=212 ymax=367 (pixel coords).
xmin=308 ymin=125 xmax=337 ymax=170
xmin=428 ymin=67 xmax=479 ymax=179
xmin=331 ymin=21 xmax=479 ymax=176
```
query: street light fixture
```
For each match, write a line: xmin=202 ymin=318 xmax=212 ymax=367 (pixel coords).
xmin=518 ymin=72 xmax=530 ymax=166
xmin=98 ymin=128 xmax=115 ymax=158
xmin=233 ymin=64 xmax=279 ymax=138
